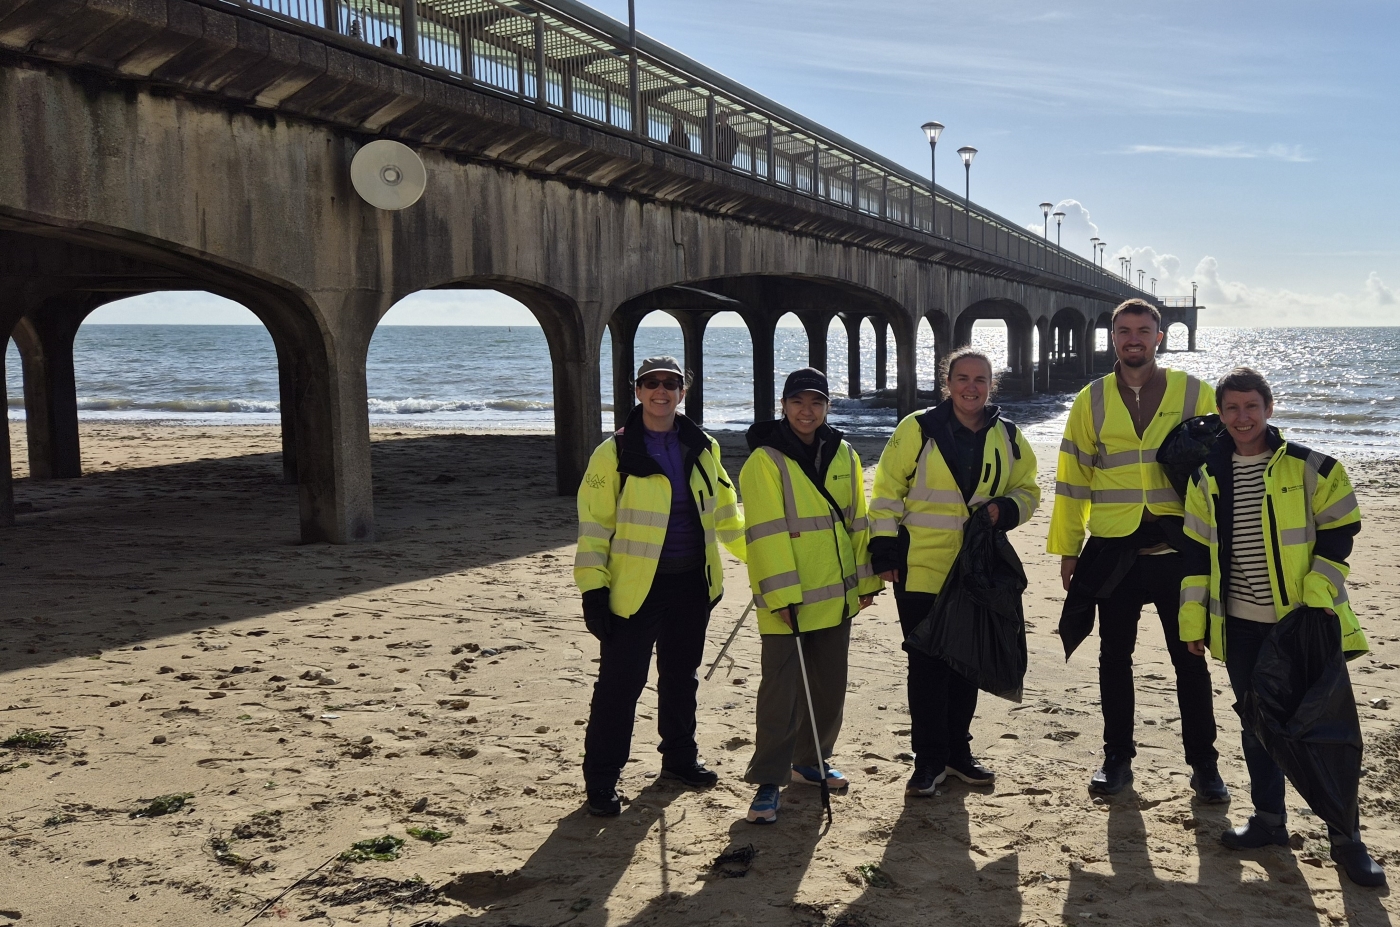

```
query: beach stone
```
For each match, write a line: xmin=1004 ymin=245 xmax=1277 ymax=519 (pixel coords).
xmin=317 ymin=676 xmax=339 ymax=686
xmin=152 ymin=735 xmax=167 ymax=744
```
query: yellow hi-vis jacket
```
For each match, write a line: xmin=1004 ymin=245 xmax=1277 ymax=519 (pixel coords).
xmin=574 ymin=410 xmax=745 ymax=618
xmin=1048 ymin=368 xmax=1215 ymax=556
xmin=1178 ymin=428 xmax=1366 ymax=661
xmin=738 ymin=422 xmax=882 ymax=635
xmin=869 ymin=403 xmax=1040 ymax=595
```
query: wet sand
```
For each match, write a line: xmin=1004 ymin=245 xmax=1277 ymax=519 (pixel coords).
xmin=2 ymin=423 xmax=1398 ymax=926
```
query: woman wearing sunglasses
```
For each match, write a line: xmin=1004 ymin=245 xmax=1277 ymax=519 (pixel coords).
xmin=575 ymin=356 xmax=747 ymax=817
xmin=869 ymin=347 xmax=1039 ymax=797
xmin=739 ymin=367 xmax=882 ymax=824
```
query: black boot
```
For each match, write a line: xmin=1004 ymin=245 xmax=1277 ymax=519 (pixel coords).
xmin=1220 ymin=814 xmax=1289 ymax=850
xmin=1331 ymin=835 xmax=1387 ymax=887
xmin=1190 ymin=762 xmax=1230 ymax=803
xmin=1088 ymin=755 xmax=1133 ymax=795
xmin=586 ymin=785 xmax=622 ymax=817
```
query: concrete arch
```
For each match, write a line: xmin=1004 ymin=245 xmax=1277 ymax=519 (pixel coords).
xmin=381 ymin=276 xmax=595 ymax=491
xmin=1163 ymin=321 xmax=1189 ymax=353
xmin=0 ymin=221 xmax=361 ymax=543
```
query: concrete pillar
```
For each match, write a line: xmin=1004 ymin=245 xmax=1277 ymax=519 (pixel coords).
xmin=842 ymin=313 xmax=863 ymax=398
xmin=608 ymin=311 xmax=642 ymax=431
xmin=871 ymin=316 xmax=888 ymax=391
xmin=1188 ymin=324 xmax=1197 ymax=352
xmin=0 ymin=336 xmax=13 ymax=527
xmin=675 ymin=311 xmax=713 ymax=425
xmin=928 ymin=316 xmax=949 ymax=397
xmin=800 ymin=312 xmax=835 ymax=373
xmin=13 ymin=306 xmax=87 ymax=480
xmin=893 ymin=318 xmax=919 ymax=421
xmin=1039 ymin=321 xmax=1052 ymax=391
xmin=746 ymin=313 xmax=777 ymax=422
xmin=273 ymin=336 xmax=299 ymax=484
xmin=1083 ymin=321 xmax=1096 ymax=377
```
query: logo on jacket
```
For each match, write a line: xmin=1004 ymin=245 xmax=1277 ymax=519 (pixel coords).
xmin=584 ymin=473 xmax=608 ymax=489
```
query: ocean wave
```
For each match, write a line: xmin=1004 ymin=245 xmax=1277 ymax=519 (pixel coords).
xmin=366 ymin=397 xmax=553 ymax=415
xmin=75 ymin=397 xmax=280 ymax=413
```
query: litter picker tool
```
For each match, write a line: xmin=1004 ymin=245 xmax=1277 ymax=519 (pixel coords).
xmin=704 ymin=599 xmax=756 ymax=681
xmin=794 ymin=626 xmax=833 ymax=827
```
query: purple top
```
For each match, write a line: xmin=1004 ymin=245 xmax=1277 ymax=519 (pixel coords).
xmin=643 ymin=425 xmax=703 ymax=564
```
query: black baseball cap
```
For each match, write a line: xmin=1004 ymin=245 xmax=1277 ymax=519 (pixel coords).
xmin=782 ymin=367 xmax=830 ymax=400
xmin=636 ymin=356 xmax=684 ymax=379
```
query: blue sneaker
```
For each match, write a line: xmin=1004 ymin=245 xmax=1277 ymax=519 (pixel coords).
xmin=791 ymin=764 xmax=849 ymax=792
xmin=746 ymin=783 xmax=781 ymax=824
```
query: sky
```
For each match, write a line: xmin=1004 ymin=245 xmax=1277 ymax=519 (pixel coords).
xmin=89 ymin=0 xmax=1399 ymax=328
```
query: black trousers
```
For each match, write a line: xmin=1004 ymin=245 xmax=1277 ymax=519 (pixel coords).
xmin=895 ymin=585 xmax=979 ymax=774
xmin=582 ymin=568 xmax=710 ymax=789
xmin=1097 ymin=553 xmax=1218 ymax=766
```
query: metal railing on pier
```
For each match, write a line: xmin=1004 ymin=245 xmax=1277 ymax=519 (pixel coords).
xmin=227 ymin=0 xmax=1147 ymax=299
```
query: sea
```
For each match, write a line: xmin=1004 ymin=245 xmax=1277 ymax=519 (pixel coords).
xmin=6 ymin=325 xmax=1399 ymax=459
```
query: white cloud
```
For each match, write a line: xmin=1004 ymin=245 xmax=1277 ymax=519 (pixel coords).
xmin=1108 ymin=245 xmax=1400 ymax=326
xmin=1024 ymin=199 xmax=1101 ymax=260
xmin=1122 ymin=143 xmax=1312 ymax=162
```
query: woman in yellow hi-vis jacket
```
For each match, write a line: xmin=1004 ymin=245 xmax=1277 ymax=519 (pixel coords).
xmin=739 ymin=368 xmax=882 ymax=824
xmin=869 ymin=348 xmax=1039 ymax=797
xmin=1179 ymin=367 xmax=1383 ymax=887
xmin=574 ymin=356 xmax=746 ymax=818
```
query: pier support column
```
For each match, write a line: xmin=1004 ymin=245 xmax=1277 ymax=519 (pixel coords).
xmin=800 ymin=312 xmax=835 ymax=373
xmin=608 ymin=310 xmax=643 ymax=431
xmin=1039 ymin=320 xmax=1052 ymax=391
xmin=871 ymin=317 xmax=888 ymax=391
xmin=746 ymin=313 xmax=777 ymax=422
xmin=13 ymin=299 xmax=93 ymax=481
xmin=675 ymin=310 xmax=714 ymax=425
xmin=273 ymin=335 xmax=299 ymax=484
xmin=893 ymin=318 xmax=919 ymax=421
xmin=927 ymin=315 xmax=950 ymax=396
xmin=0 ymin=332 xmax=13 ymax=527
xmin=841 ymin=313 xmax=863 ymax=398
xmin=1188 ymin=324 xmax=1197 ymax=352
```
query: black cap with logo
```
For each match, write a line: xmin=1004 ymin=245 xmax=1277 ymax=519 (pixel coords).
xmin=782 ymin=367 xmax=830 ymax=400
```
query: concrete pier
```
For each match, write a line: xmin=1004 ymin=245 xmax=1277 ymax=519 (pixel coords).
xmin=0 ymin=0 xmax=1168 ymax=543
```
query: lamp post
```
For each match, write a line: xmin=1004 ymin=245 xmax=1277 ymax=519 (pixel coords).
xmin=921 ymin=121 xmax=944 ymax=235
xmin=958 ymin=146 xmax=977 ymax=240
xmin=1151 ymin=277 xmax=1157 ymax=296
xmin=1191 ymin=280 xmax=1198 ymax=306
xmin=1138 ymin=269 xmax=1145 ymax=289
xmin=1053 ymin=210 xmax=1064 ymax=247
xmin=1040 ymin=202 xmax=1053 ymax=239
xmin=1098 ymin=241 xmax=1106 ymax=267
xmin=1090 ymin=236 xmax=1100 ymax=265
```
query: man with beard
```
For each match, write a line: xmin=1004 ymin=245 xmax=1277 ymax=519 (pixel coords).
xmin=1048 ymin=299 xmax=1226 ymax=800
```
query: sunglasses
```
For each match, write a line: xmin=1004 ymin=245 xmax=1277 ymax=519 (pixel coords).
xmin=639 ymin=377 xmax=684 ymax=391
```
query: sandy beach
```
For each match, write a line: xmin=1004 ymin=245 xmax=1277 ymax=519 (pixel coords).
xmin=2 ymin=422 xmax=1398 ymax=926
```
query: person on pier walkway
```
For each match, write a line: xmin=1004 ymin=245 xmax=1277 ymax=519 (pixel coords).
xmin=739 ymin=368 xmax=882 ymax=824
xmin=574 ymin=356 xmax=746 ymax=817
xmin=1048 ymin=298 xmax=1226 ymax=800
xmin=869 ymin=348 xmax=1040 ymax=797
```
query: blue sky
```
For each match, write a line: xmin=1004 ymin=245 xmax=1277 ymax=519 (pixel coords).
xmin=93 ymin=0 xmax=1398 ymax=327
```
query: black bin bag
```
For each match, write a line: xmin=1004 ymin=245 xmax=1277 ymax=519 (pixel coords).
xmin=1157 ymin=414 xmax=1222 ymax=500
xmin=904 ymin=506 xmax=1028 ymax=702
xmin=1243 ymin=606 xmax=1364 ymax=838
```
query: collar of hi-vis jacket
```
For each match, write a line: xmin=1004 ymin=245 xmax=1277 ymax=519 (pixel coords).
xmin=918 ymin=399 xmax=1004 ymax=494
xmin=615 ymin=404 xmax=712 ymax=480
xmin=745 ymin=419 xmax=845 ymax=488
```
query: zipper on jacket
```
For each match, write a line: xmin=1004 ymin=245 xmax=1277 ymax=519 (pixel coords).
xmin=1264 ymin=496 xmax=1289 ymax=607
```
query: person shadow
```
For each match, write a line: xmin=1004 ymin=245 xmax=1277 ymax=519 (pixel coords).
xmin=434 ymin=780 xmax=686 ymax=926
xmin=838 ymin=784 xmax=1023 ymax=925
xmin=1060 ymin=784 xmax=1336 ymax=925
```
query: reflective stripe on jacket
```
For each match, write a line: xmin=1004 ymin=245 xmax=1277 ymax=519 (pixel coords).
xmin=1048 ymin=368 xmax=1215 ymax=556
xmin=574 ymin=412 xmax=745 ymax=618
xmin=740 ymin=437 xmax=882 ymax=635
xmin=869 ymin=405 xmax=1040 ymax=595
xmin=1178 ymin=431 xmax=1366 ymax=661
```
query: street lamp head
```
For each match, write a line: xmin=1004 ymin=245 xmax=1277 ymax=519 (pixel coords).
xmin=1053 ymin=211 xmax=1065 ymax=221
xmin=1040 ymin=202 xmax=1053 ymax=216
xmin=1090 ymin=236 xmax=1099 ymax=245
xmin=958 ymin=146 xmax=977 ymax=166
xmin=921 ymin=121 xmax=944 ymax=145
